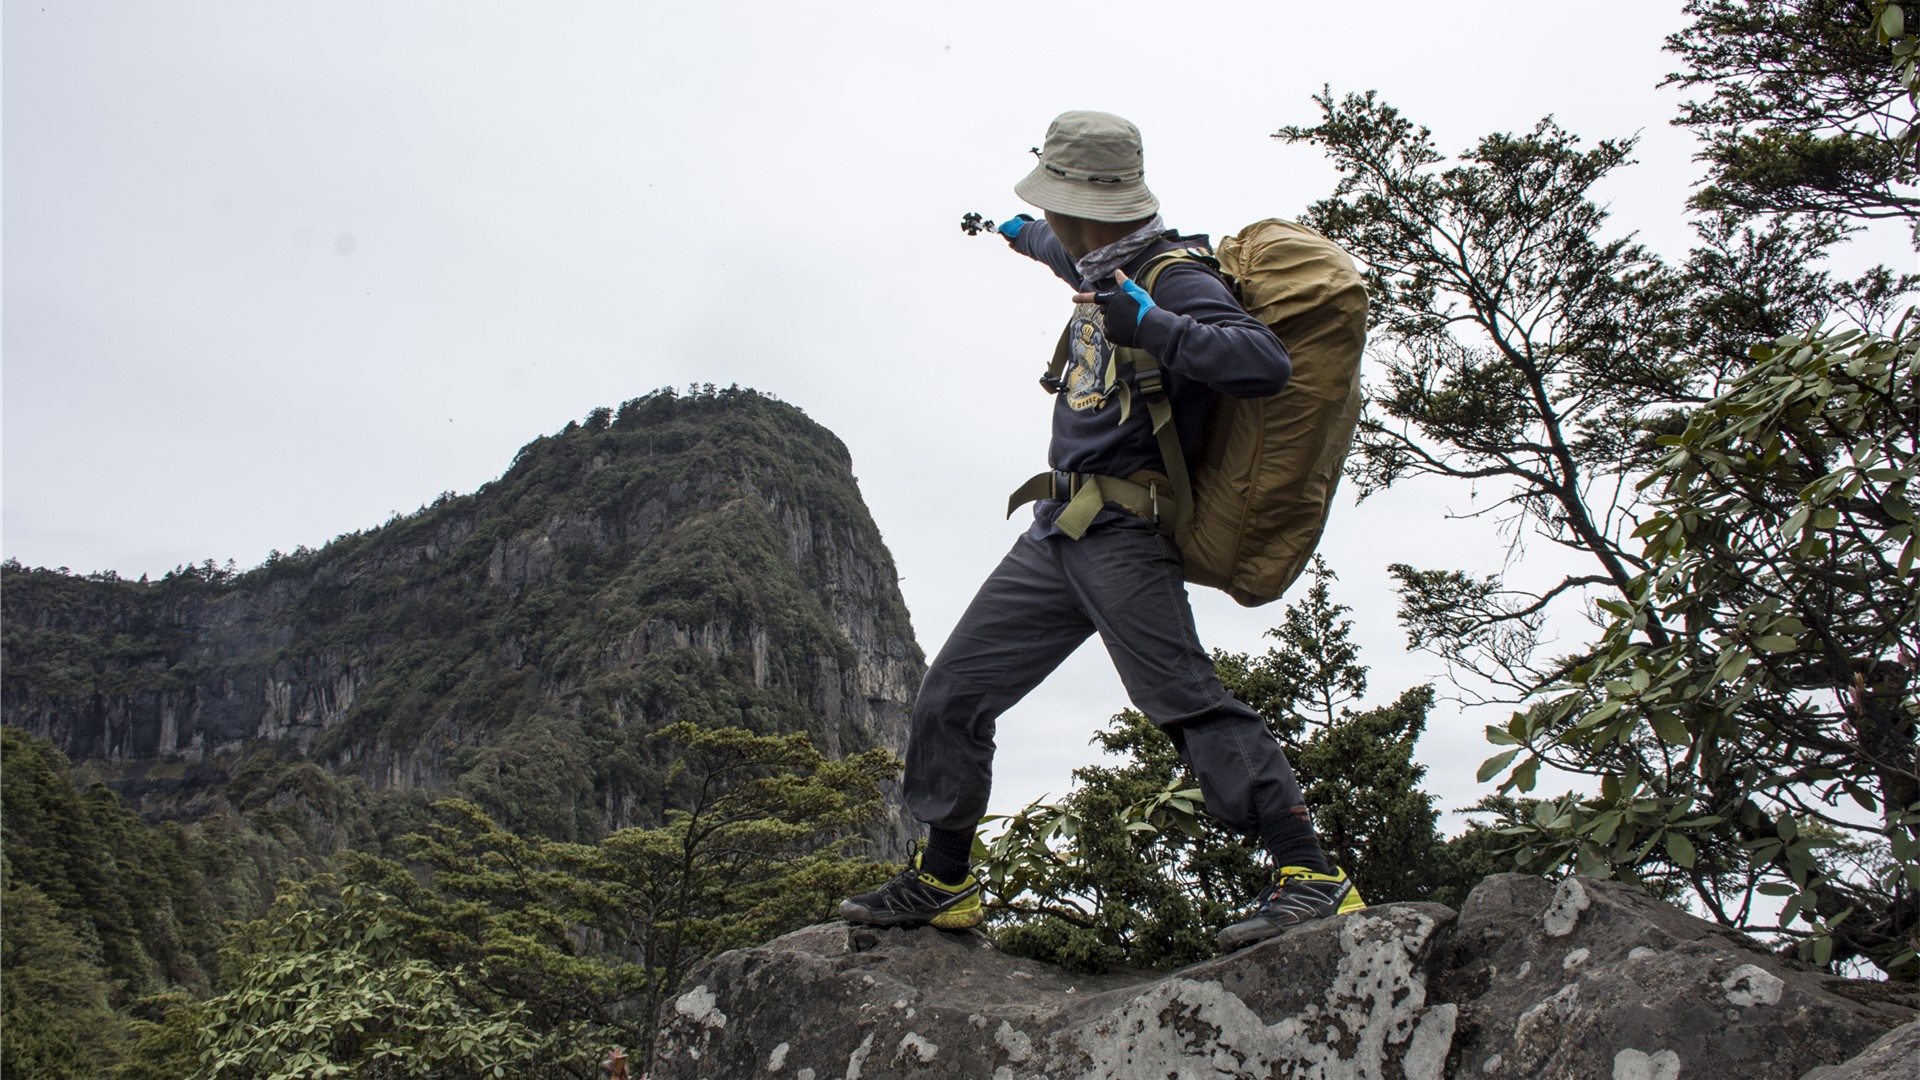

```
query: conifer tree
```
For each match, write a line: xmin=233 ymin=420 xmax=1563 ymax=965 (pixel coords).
xmin=1 ymin=883 xmax=128 ymax=1080
xmin=1666 ymin=0 xmax=1918 ymax=232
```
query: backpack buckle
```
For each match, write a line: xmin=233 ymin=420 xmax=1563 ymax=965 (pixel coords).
xmin=1038 ymin=373 xmax=1066 ymax=394
xmin=1135 ymin=370 xmax=1164 ymax=400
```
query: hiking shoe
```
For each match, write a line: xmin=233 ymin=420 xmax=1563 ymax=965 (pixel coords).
xmin=840 ymin=853 xmax=984 ymax=930
xmin=1216 ymin=866 xmax=1365 ymax=951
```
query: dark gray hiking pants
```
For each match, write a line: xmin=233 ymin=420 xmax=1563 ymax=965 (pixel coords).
xmin=903 ymin=516 xmax=1310 ymax=845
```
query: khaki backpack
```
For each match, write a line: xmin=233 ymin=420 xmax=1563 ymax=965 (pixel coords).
xmin=1009 ymin=218 xmax=1367 ymax=606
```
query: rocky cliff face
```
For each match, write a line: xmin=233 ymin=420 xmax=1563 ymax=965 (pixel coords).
xmin=2 ymin=388 xmax=923 ymax=850
xmin=653 ymin=875 xmax=1918 ymax=1080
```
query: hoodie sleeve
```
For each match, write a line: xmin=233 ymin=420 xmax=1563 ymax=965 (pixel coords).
xmin=1007 ymin=218 xmax=1081 ymax=287
xmin=1133 ymin=261 xmax=1290 ymax=398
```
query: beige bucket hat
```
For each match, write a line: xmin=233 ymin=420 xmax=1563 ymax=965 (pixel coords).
xmin=1014 ymin=110 xmax=1160 ymax=223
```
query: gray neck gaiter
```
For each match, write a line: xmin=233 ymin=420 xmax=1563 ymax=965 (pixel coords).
xmin=1075 ymin=215 xmax=1168 ymax=290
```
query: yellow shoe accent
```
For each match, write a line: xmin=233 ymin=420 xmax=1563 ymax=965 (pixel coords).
xmin=840 ymin=852 xmax=984 ymax=929
xmin=1217 ymin=865 xmax=1363 ymax=951
xmin=918 ymin=864 xmax=984 ymax=928
xmin=929 ymin=894 xmax=984 ymax=929
xmin=1276 ymin=866 xmax=1367 ymax=914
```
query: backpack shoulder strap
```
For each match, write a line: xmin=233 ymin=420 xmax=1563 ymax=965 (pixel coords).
xmin=1140 ymin=245 xmax=1220 ymax=281
xmin=1109 ymin=246 xmax=1216 ymax=534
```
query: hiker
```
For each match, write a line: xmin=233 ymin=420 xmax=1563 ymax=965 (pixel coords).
xmin=840 ymin=111 xmax=1363 ymax=951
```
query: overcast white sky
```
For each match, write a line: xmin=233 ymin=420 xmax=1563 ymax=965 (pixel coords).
xmin=4 ymin=1 xmax=1909 ymax=832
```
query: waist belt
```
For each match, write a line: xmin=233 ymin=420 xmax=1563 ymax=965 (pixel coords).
xmin=1006 ymin=470 xmax=1171 ymax=539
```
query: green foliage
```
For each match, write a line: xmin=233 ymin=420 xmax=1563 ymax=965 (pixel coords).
xmin=978 ymin=562 xmax=1496 ymax=971
xmin=1485 ymin=318 xmax=1919 ymax=976
xmin=1246 ymin=557 xmax=1369 ymax=728
xmin=331 ymin=723 xmax=897 ymax=1067
xmin=1278 ymin=89 xmax=1901 ymax=703
xmin=0 ymin=718 xmax=898 ymax=1078
xmin=116 ymin=994 xmax=204 ymax=1080
xmin=2 ymin=882 xmax=129 ymax=1080
xmin=1 ymin=729 xmax=409 ymax=1076
xmin=1278 ymin=91 xmax=1695 ymax=698
xmin=0 ymin=727 xmax=242 ymax=999
xmin=980 ymin=712 xmax=1266 ymax=973
xmin=1426 ymin=797 xmax=1538 ymax=910
xmin=1665 ymin=0 xmax=1918 ymax=232
xmin=1280 ymin=7 xmax=1915 ymax=978
xmin=1292 ymin=684 xmax=1449 ymax=904
xmin=195 ymin=877 xmax=563 ymax=1080
xmin=0 ymin=563 xmax=194 ymax=748
xmin=452 ymin=712 xmax=597 ymax=840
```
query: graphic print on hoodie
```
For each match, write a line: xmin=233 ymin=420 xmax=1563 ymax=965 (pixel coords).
xmin=1062 ymin=303 xmax=1112 ymax=415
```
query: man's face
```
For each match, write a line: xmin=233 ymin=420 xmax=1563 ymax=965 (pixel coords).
xmin=1044 ymin=210 xmax=1099 ymax=262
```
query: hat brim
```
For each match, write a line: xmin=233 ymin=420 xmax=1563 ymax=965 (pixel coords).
xmin=1014 ymin=163 xmax=1160 ymax=223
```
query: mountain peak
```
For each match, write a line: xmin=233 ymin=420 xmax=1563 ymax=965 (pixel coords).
xmin=2 ymin=388 xmax=921 ymax=850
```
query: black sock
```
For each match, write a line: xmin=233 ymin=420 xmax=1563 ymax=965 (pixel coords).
xmin=921 ymin=826 xmax=975 ymax=885
xmin=1261 ymin=805 xmax=1331 ymax=876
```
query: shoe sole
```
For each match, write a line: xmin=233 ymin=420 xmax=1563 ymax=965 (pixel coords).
xmin=1216 ymin=918 xmax=1292 ymax=952
xmin=930 ymin=906 xmax=985 ymax=930
xmin=1215 ymin=902 xmax=1365 ymax=952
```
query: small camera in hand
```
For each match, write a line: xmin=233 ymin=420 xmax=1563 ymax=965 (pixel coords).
xmin=960 ymin=211 xmax=997 ymax=236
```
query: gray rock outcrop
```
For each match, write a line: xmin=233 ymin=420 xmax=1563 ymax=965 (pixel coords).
xmin=652 ymin=875 xmax=1917 ymax=1080
xmin=1800 ymin=1019 xmax=1920 ymax=1080
xmin=1447 ymin=874 xmax=1913 ymax=1078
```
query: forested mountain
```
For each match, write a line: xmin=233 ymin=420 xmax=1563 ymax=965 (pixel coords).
xmin=2 ymin=385 xmax=923 ymax=849
xmin=3 ymin=387 xmax=925 ymax=1075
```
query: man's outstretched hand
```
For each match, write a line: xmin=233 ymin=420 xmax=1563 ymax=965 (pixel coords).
xmin=960 ymin=212 xmax=1032 ymax=241
xmin=1074 ymin=269 xmax=1157 ymax=347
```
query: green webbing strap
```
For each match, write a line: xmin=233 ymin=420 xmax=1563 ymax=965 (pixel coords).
xmin=1109 ymin=251 xmax=1204 ymax=535
xmin=1054 ymin=478 xmax=1110 ymax=540
xmin=1006 ymin=471 xmax=1161 ymax=539
xmin=1119 ymin=351 xmax=1192 ymax=535
xmin=1006 ymin=472 xmax=1058 ymax=518
xmin=1105 ymin=352 xmax=1132 ymax=424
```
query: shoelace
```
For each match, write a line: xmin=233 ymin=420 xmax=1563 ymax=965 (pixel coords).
xmin=1256 ymin=872 xmax=1343 ymax=915
xmin=1262 ymin=872 xmax=1312 ymax=902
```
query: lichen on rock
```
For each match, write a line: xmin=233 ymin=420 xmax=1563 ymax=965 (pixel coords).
xmin=652 ymin=876 xmax=1917 ymax=1080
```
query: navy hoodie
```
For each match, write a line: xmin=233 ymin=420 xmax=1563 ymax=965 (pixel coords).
xmin=1010 ymin=219 xmax=1291 ymax=534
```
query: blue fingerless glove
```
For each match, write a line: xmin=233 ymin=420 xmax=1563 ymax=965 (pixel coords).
xmin=998 ymin=214 xmax=1033 ymax=241
xmin=1096 ymin=277 xmax=1158 ymax=346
